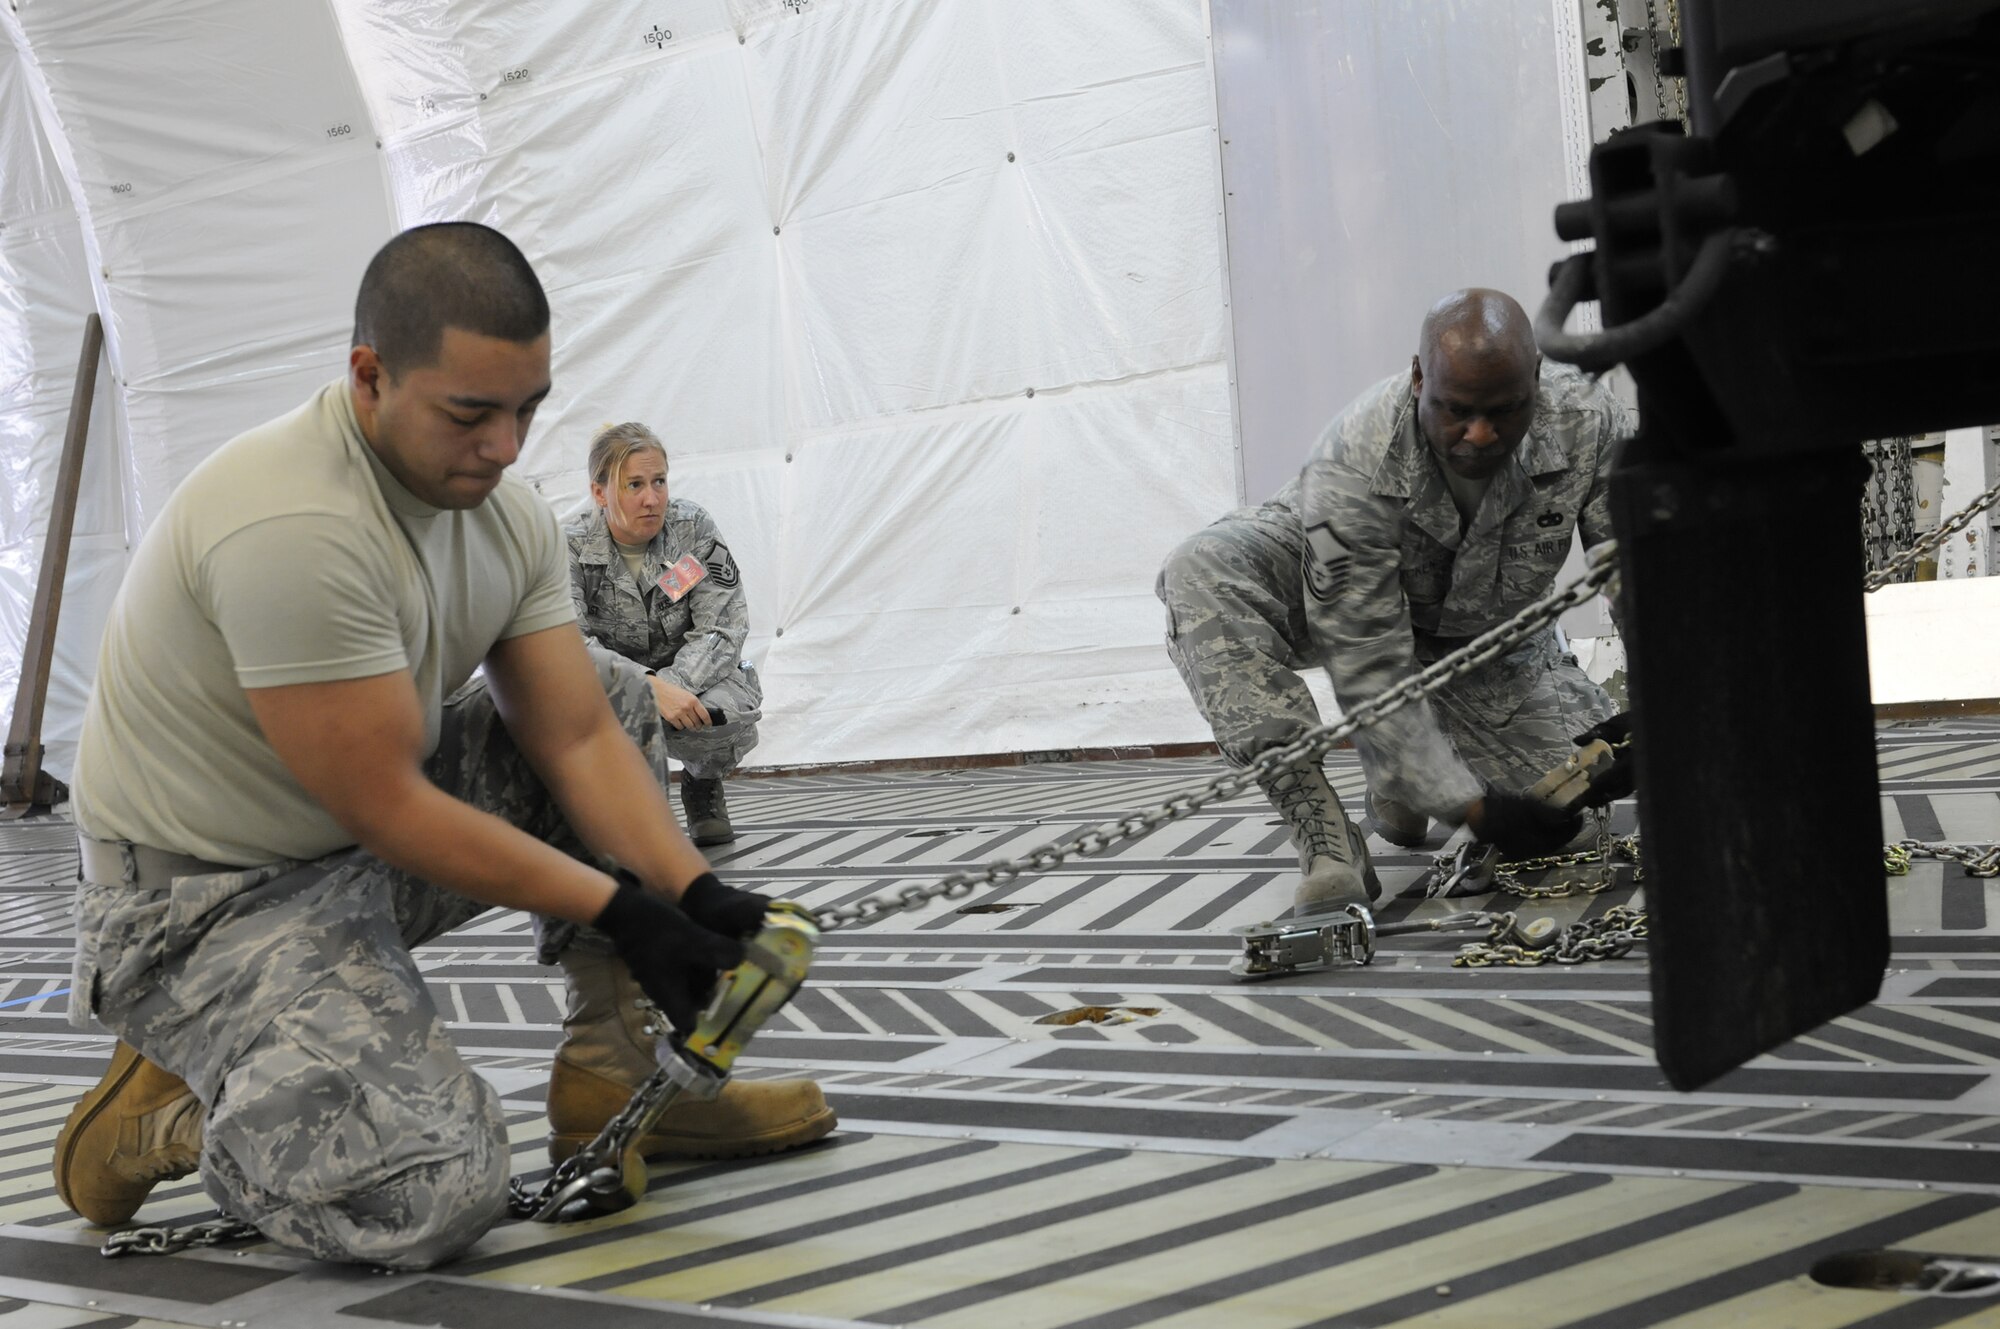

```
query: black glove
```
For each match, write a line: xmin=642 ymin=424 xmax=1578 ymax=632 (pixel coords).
xmin=680 ymin=871 xmax=770 ymax=940
xmin=1572 ymin=710 xmax=1636 ymax=806
xmin=1471 ymin=789 xmax=1584 ymax=860
xmin=593 ymin=871 xmax=744 ymax=1036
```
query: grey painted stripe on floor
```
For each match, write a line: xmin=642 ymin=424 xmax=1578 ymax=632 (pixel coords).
xmin=1533 ymin=1133 xmax=2000 ymax=1186
xmin=0 ymin=1232 xmax=290 ymax=1302
xmin=1846 ymin=1005 xmax=2000 ymax=1062
xmin=569 ymin=1147 xmax=1124 ymax=1292
xmin=1553 ymin=1193 xmax=1996 ymax=1329
xmin=837 ymin=987 xmax=938 ymax=1037
xmin=1084 ymin=873 xmax=1201 ymax=932
xmin=824 ymin=827 xmax=926 ymax=866
xmin=340 ymin=1280 xmax=724 ymax=1328
xmin=825 ymin=1091 xmax=1281 ymax=1141
xmin=450 ymin=1137 xmax=992 ymax=1277
xmin=1047 ymin=1171 xmax=1610 ymax=1329
xmin=1304 ymin=1181 xmax=1799 ymax=1329
xmin=1838 ymin=1291 xmax=2000 ymax=1329
xmin=1897 ymin=795 xmax=1949 ymax=842
xmin=916 ymin=870 xmax=1048 ymax=928
xmin=1941 ymin=872 xmax=1990 ymax=931
xmin=782 ymin=988 xmax=872 ymax=1036
xmin=741 ymin=1032 xmax=941 ymax=1063
xmin=1173 ymin=872 xmax=1283 ymax=930
xmin=0 ymin=1054 xmax=111 ymax=1079
xmin=825 ymin=932 xmax=1241 ymax=952
xmin=717 ymin=1155 xmax=1272 ymax=1308
xmin=1020 ymin=1047 xmax=1982 ymax=1101
xmin=999 ymin=874 xmax=1123 ymax=931
xmin=1006 ymin=963 xmax=1641 ymax=991
xmin=866 ymin=1162 xmax=1436 ymax=1324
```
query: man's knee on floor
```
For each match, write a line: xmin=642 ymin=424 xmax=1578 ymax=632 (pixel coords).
xmin=209 ymin=1093 xmax=510 ymax=1269
xmin=206 ymin=1021 xmax=512 ymax=1268
xmin=328 ymin=1130 xmax=512 ymax=1269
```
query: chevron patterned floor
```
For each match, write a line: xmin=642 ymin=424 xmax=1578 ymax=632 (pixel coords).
xmin=1 ymin=724 xmax=1998 ymax=1326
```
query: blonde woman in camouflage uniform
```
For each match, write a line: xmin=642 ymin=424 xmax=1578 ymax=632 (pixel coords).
xmin=1158 ymin=289 xmax=1633 ymax=914
xmin=569 ymin=424 xmax=764 ymax=846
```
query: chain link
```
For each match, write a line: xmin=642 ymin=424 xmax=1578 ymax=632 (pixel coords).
xmin=507 ymin=1064 xmax=663 ymax=1219
xmin=807 ymin=543 xmax=1623 ymax=933
xmin=1638 ymin=0 xmax=1686 ymax=124
xmin=1455 ymin=905 xmax=1649 ymax=968
xmin=1493 ymin=833 xmax=1644 ymax=900
xmin=811 ymin=464 xmax=2000 ymax=936
xmin=1888 ymin=840 xmax=2000 ymax=877
xmin=101 ymin=1213 xmax=262 ymax=1258
xmin=1861 ymin=438 xmax=1921 ymax=584
xmin=1864 ymin=473 xmax=2000 ymax=591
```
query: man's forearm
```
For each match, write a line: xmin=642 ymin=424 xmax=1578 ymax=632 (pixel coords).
xmin=354 ymin=781 xmax=619 ymax=923
xmin=531 ymin=712 xmax=710 ymax=897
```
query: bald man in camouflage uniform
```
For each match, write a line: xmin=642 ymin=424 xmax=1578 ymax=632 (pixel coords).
xmin=1158 ymin=290 xmax=1629 ymax=911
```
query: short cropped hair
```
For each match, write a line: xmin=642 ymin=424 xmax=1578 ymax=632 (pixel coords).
xmin=352 ymin=223 xmax=549 ymax=375
xmin=588 ymin=421 xmax=668 ymax=492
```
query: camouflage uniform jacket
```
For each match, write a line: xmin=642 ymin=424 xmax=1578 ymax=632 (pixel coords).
xmin=565 ymin=499 xmax=754 ymax=697
xmin=1272 ymin=363 xmax=1631 ymax=815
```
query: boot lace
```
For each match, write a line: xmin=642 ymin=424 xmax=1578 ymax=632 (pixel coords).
xmin=1259 ymin=766 xmax=1351 ymax=866
xmin=683 ymin=777 xmax=721 ymax=822
xmin=132 ymin=1143 xmax=199 ymax=1184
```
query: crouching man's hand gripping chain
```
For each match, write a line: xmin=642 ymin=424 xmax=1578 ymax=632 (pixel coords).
xmin=513 ymin=890 xmax=819 ymax=1224
xmin=1233 ymin=716 xmax=1638 ymax=979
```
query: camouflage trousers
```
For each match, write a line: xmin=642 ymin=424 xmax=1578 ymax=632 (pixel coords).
xmin=71 ymin=653 xmax=674 ymax=1269
xmin=651 ymin=657 xmax=763 ymax=781
xmin=1157 ymin=502 xmax=1616 ymax=806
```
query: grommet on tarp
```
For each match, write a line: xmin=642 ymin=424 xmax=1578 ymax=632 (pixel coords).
xmin=1024 ymin=387 xmax=1035 ymax=398
xmin=1007 ymin=152 xmax=1016 ymax=162
xmin=1010 ymin=606 xmax=1021 ymax=615
xmin=773 ymin=225 xmax=781 ymax=235
xmin=775 ymin=628 xmax=784 ymax=637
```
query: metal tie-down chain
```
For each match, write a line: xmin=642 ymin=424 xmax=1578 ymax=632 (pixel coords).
xmin=815 ymin=469 xmax=2000 ymax=940
xmin=1886 ymin=841 xmax=2000 ymax=878
xmin=95 ymin=477 xmax=2000 ymax=1257
xmin=102 ymin=1212 xmax=262 ymax=1258
xmin=1865 ymin=474 xmax=2000 ymax=592
xmin=808 ymin=541 xmax=1625 ymax=934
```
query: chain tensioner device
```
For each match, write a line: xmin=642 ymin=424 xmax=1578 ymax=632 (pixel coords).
xmin=1232 ymin=737 xmax=1629 ymax=979
xmin=510 ymin=901 xmax=818 ymax=1224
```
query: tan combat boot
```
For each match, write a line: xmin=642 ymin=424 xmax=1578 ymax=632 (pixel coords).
xmin=546 ymin=946 xmax=835 ymax=1163
xmin=54 ymin=1042 xmax=204 ymax=1225
xmin=1365 ymin=790 xmax=1431 ymax=848
xmin=1256 ymin=761 xmax=1382 ymax=911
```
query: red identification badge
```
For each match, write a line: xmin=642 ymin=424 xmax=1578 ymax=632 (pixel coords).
xmin=657 ymin=553 xmax=708 ymax=602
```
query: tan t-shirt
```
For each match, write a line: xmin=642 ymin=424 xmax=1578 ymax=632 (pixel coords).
xmin=71 ymin=379 xmax=576 ymax=866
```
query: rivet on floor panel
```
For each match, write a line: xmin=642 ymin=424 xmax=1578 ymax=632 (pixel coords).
xmin=1436 ymin=1285 xmax=1453 ymax=1297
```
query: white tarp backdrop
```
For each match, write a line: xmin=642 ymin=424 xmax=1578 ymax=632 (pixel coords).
xmin=1 ymin=0 xmax=1239 ymax=774
xmin=0 ymin=25 xmax=130 ymax=783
